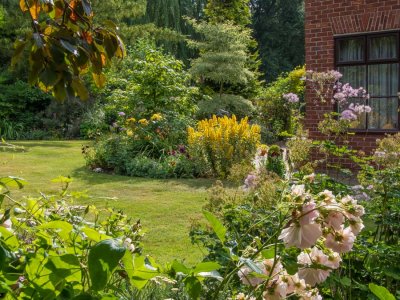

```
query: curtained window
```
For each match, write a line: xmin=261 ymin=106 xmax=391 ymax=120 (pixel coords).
xmin=335 ymin=33 xmax=399 ymax=131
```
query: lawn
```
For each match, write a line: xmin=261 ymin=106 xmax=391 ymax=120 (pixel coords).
xmin=0 ymin=141 xmax=213 ymax=265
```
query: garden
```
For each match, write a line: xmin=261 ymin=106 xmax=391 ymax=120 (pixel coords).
xmin=0 ymin=0 xmax=399 ymax=299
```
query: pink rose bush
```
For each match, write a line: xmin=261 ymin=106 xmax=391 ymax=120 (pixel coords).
xmin=236 ymin=182 xmax=365 ymax=299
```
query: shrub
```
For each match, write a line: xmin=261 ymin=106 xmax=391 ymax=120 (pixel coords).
xmin=196 ymin=94 xmax=255 ymax=120
xmin=257 ymin=66 xmax=305 ymax=138
xmin=188 ymin=115 xmax=261 ymax=177
xmin=0 ymin=176 xmax=146 ymax=299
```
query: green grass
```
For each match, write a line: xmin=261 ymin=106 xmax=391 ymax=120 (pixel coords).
xmin=0 ymin=141 xmax=213 ymax=265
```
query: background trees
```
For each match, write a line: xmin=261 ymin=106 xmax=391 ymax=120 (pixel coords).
xmin=251 ymin=0 xmax=305 ymax=82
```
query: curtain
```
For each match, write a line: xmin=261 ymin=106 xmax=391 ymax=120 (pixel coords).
xmin=337 ymin=38 xmax=364 ymax=62
xmin=368 ymin=63 xmax=398 ymax=129
xmin=369 ymin=36 xmax=397 ymax=60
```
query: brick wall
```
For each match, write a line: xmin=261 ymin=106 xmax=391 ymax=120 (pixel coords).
xmin=305 ymin=0 xmax=400 ymax=155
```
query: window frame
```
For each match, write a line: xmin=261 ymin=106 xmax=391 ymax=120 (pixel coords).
xmin=334 ymin=32 xmax=400 ymax=133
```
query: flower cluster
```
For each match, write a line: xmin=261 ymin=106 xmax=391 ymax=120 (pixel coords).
xmin=333 ymin=82 xmax=368 ymax=106
xmin=237 ymin=184 xmax=364 ymax=299
xmin=188 ymin=115 xmax=261 ymax=177
xmin=283 ymin=93 xmax=299 ymax=103
xmin=238 ymin=257 xmax=322 ymax=300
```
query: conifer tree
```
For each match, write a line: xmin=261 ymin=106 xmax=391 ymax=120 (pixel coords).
xmin=188 ymin=20 xmax=254 ymax=97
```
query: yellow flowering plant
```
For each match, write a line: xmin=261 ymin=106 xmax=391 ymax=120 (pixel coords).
xmin=188 ymin=115 xmax=261 ymax=177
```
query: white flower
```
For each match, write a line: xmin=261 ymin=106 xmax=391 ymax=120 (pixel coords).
xmin=325 ymin=227 xmax=355 ymax=253
xmin=303 ymin=173 xmax=315 ymax=183
xmin=349 ymin=216 xmax=364 ymax=235
xmin=279 ymin=223 xmax=322 ymax=249
xmin=299 ymin=201 xmax=319 ymax=226
xmin=264 ymin=258 xmax=283 ymax=280
xmin=325 ymin=211 xmax=345 ymax=230
xmin=299 ymin=288 xmax=323 ymax=300
xmin=326 ymin=251 xmax=341 ymax=269
xmin=319 ymin=190 xmax=336 ymax=204
xmin=263 ymin=281 xmax=288 ymax=300
xmin=297 ymin=247 xmax=331 ymax=286
xmin=291 ymin=184 xmax=306 ymax=198
xmin=238 ymin=263 xmax=266 ymax=287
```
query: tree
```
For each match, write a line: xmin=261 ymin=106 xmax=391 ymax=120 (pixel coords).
xmin=251 ymin=0 xmax=305 ymax=82
xmin=188 ymin=20 xmax=254 ymax=97
xmin=13 ymin=0 xmax=125 ymax=101
xmin=204 ymin=0 xmax=251 ymax=26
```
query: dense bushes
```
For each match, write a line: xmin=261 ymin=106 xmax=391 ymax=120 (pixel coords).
xmin=257 ymin=66 xmax=305 ymax=138
xmin=196 ymin=94 xmax=255 ymax=120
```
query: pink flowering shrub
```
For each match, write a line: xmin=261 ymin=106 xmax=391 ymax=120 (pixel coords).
xmin=235 ymin=181 xmax=364 ymax=299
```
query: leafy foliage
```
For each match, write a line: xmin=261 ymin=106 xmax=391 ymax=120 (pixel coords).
xmin=13 ymin=0 xmax=125 ymax=101
xmin=257 ymin=66 xmax=305 ymax=138
xmin=187 ymin=19 xmax=255 ymax=96
xmin=196 ymin=94 xmax=255 ymax=120
xmin=204 ymin=0 xmax=251 ymax=26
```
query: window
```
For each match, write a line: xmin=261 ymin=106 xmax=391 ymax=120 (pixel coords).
xmin=335 ymin=33 xmax=400 ymax=131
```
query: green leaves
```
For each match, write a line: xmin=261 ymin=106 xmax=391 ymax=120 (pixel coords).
xmin=203 ymin=210 xmax=226 ymax=243
xmin=88 ymin=239 xmax=126 ymax=291
xmin=368 ymin=283 xmax=396 ymax=300
xmin=14 ymin=0 xmax=125 ymax=100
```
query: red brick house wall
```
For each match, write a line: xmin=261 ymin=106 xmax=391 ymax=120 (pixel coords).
xmin=305 ymin=0 xmax=400 ymax=154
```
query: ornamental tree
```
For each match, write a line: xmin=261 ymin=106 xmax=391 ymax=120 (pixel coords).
xmin=187 ymin=19 xmax=255 ymax=97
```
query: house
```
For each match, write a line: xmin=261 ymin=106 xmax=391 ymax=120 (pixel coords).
xmin=305 ymin=0 xmax=400 ymax=154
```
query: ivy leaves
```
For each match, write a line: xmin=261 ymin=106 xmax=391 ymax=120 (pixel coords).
xmin=14 ymin=0 xmax=125 ymax=101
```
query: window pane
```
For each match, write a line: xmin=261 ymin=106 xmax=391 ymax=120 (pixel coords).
xmin=349 ymin=99 xmax=368 ymax=130
xmin=337 ymin=38 xmax=364 ymax=63
xmin=368 ymin=63 xmax=398 ymax=96
xmin=368 ymin=97 xmax=399 ymax=129
xmin=369 ymin=35 xmax=397 ymax=60
xmin=338 ymin=65 xmax=366 ymax=88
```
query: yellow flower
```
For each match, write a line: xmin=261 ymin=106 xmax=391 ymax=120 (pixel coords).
xmin=126 ymin=117 xmax=136 ymax=124
xmin=126 ymin=130 xmax=134 ymax=137
xmin=138 ymin=118 xmax=149 ymax=126
xmin=150 ymin=113 xmax=163 ymax=121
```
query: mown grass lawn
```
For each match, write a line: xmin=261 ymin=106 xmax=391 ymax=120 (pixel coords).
xmin=0 ymin=141 xmax=213 ymax=265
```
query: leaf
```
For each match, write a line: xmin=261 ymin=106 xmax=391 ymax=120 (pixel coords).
xmin=203 ymin=211 xmax=226 ymax=243
xmin=38 ymin=220 xmax=73 ymax=241
xmin=88 ymin=239 xmax=126 ymax=291
xmin=71 ymin=77 xmax=89 ymax=100
xmin=82 ymin=228 xmax=111 ymax=242
xmin=0 ymin=176 xmax=27 ymax=189
xmin=53 ymin=80 xmax=67 ymax=101
xmin=368 ymin=283 xmax=395 ymax=300
xmin=51 ymin=175 xmax=73 ymax=184
xmin=19 ymin=0 xmax=28 ymax=12
xmin=171 ymin=260 xmax=190 ymax=275
xmin=11 ymin=39 xmax=27 ymax=67
xmin=261 ymin=248 xmax=275 ymax=259
xmin=33 ymin=33 xmax=44 ymax=48
xmin=240 ymin=258 xmax=264 ymax=274
xmin=197 ymin=271 xmax=223 ymax=281
xmin=129 ymin=255 xmax=159 ymax=289
xmin=81 ymin=0 xmax=92 ymax=16
xmin=184 ymin=276 xmax=201 ymax=300
xmin=29 ymin=0 xmax=41 ymax=20
xmin=92 ymin=72 xmax=106 ymax=88
xmin=193 ymin=262 xmax=221 ymax=274
xmin=39 ymin=68 xmax=60 ymax=88
xmin=60 ymin=40 xmax=78 ymax=56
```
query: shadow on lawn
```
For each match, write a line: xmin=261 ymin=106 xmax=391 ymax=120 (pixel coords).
xmin=71 ymin=166 xmax=214 ymax=190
